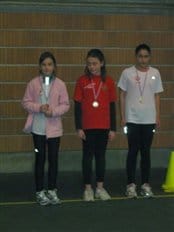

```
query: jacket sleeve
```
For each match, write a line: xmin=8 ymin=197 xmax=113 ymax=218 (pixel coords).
xmin=21 ymin=81 xmax=41 ymax=113
xmin=51 ymin=82 xmax=70 ymax=117
xmin=110 ymin=101 xmax=116 ymax=131
xmin=74 ymin=100 xmax=82 ymax=130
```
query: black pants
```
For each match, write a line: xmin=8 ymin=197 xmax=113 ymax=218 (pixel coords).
xmin=126 ymin=123 xmax=155 ymax=185
xmin=82 ymin=129 xmax=109 ymax=185
xmin=32 ymin=133 xmax=60 ymax=191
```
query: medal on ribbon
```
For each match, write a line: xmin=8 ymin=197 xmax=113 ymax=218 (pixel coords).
xmin=135 ymin=69 xmax=148 ymax=104
xmin=91 ymin=79 xmax=102 ymax=108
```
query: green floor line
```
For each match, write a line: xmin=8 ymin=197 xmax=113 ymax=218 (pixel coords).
xmin=0 ymin=194 xmax=174 ymax=206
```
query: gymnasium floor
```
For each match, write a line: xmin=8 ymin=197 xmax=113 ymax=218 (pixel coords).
xmin=0 ymin=169 xmax=174 ymax=232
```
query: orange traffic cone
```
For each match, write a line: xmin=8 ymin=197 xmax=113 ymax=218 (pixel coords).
xmin=162 ymin=151 xmax=174 ymax=192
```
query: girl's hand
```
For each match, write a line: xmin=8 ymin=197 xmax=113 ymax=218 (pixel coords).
xmin=121 ymin=118 xmax=126 ymax=127
xmin=45 ymin=108 xmax=53 ymax=117
xmin=156 ymin=117 xmax=160 ymax=129
xmin=77 ymin=129 xmax=86 ymax=140
xmin=108 ymin=131 xmax=116 ymax=141
xmin=40 ymin=104 xmax=49 ymax=113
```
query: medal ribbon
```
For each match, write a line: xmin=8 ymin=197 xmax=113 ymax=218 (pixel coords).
xmin=91 ymin=79 xmax=103 ymax=101
xmin=40 ymin=76 xmax=54 ymax=104
xmin=135 ymin=69 xmax=148 ymax=99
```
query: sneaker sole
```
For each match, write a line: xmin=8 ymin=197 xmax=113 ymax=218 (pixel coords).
xmin=95 ymin=195 xmax=111 ymax=201
xmin=50 ymin=200 xmax=61 ymax=205
xmin=37 ymin=201 xmax=50 ymax=206
xmin=83 ymin=198 xmax=95 ymax=202
xmin=140 ymin=192 xmax=154 ymax=198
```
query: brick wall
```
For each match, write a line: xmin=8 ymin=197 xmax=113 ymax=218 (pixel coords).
xmin=0 ymin=13 xmax=173 ymax=152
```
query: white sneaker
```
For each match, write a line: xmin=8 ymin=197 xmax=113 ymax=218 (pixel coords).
xmin=95 ymin=188 xmax=111 ymax=201
xmin=126 ymin=183 xmax=137 ymax=198
xmin=47 ymin=189 xmax=61 ymax=205
xmin=83 ymin=189 xmax=94 ymax=202
xmin=36 ymin=190 xmax=50 ymax=206
xmin=141 ymin=184 xmax=154 ymax=198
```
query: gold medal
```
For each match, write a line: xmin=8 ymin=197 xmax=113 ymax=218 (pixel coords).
xmin=92 ymin=101 xmax=99 ymax=108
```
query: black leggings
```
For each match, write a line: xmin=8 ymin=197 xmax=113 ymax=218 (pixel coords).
xmin=82 ymin=129 xmax=109 ymax=185
xmin=32 ymin=133 xmax=60 ymax=191
xmin=126 ymin=123 xmax=155 ymax=185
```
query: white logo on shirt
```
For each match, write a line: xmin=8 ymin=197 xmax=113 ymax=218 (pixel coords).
xmin=84 ymin=83 xmax=95 ymax=89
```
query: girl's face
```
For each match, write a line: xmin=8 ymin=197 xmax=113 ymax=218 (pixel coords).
xmin=136 ymin=49 xmax=151 ymax=70
xmin=40 ymin=57 xmax=55 ymax=76
xmin=86 ymin=57 xmax=103 ymax=76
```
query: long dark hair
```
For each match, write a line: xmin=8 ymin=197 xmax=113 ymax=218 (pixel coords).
xmin=84 ymin=49 xmax=107 ymax=82
xmin=39 ymin=51 xmax=57 ymax=76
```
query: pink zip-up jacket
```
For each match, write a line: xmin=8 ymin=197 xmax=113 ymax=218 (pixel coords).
xmin=22 ymin=76 xmax=70 ymax=138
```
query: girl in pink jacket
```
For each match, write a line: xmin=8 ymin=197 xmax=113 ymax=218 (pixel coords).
xmin=22 ymin=51 xmax=70 ymax=206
